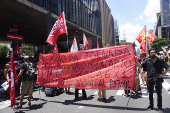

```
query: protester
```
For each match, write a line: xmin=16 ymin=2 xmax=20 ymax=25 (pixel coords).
xmin=16 ymin=56 xmax=37 ymax=109
xmin=164 ymin=52 xmax=169 ymax=64
xmin=122 ymin=90 xmax=130 ymax=97
xmin=136 ymin=48 xmax=170 ymax=113
xmin=6 ymin=61 xmax=20 ymax=97
xmin=33 ymin=61 xmax=38 ymax=88
xmin=159 ymin=51 xmax=164 ymax=60
xmin=97 ymin=90 xmax=106 ymax=102
xmin=3 ymin=63 xmax=10 ymax=97
xmin=133 ymin=66 xmax=140 ymax=95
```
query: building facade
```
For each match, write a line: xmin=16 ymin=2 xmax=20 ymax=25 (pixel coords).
xmin=160 ymin=0 xmax=170 ymax=25
xmin=100 ymin=0 xmax=115 ymax=46
xmin=114 ymin=19 xmax=119 ymax=45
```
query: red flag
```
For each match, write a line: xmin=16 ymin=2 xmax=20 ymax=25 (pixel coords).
xmin=83 ymin=33 xmax=88 ymax=50
xmin=147 ymin=30 xmax=157 ymax=44
xmin=13 ymin=42 xmax=20 ymax=56
xmin=10 ymin=51 xmax=18 ymax=108
xmin=46 ymin=12 xmax=67 ymax=45
xmin=136 ymin=25 xmax=146 ymax=52
xmin=70 ymin=37 xmax=78 ymax=52
xmin=97 ymin=37 xmax=99 ymax=48
xmin=53 ymin=44 xmax=58 ymax=53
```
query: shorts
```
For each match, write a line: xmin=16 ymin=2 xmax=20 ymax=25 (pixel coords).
xmin=20 ymin=80 xmax=33 ymax=94
xmin=143 ymin=71 xmax=147 ymax=82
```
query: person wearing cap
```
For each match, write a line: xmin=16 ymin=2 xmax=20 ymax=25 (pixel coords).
xmin=16 ymin=56 xmax=37 ymax=109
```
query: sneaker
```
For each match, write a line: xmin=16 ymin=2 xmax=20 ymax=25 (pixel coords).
xmin=158 ymin=109 xmax=164 ymax=113
xmin=122 ymin=94 xmax=128 ymax=97
xmin=31 ymin=97 xmax=33 ymax=101
xmin=74 ymin=98 xmax=79 ymax=101
xmin=28 ymin=103 xmax=31 ymax=107
xmin=102 ymin=98 xmax=106 ymax=102
xmin=147 ymin=105 xmax=153 ymax=111
xmin=16 ymin=105 xmax=22 ymax=109
xmin=97 ymin=98 xmax=102 ymax=102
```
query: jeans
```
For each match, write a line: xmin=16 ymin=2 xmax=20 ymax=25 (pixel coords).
xmin=148 ymin=81 xmax=162 ymax=109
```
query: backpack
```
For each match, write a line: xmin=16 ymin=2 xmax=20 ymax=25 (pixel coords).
xmin=25 ymin=62 xmax=35 ymax=81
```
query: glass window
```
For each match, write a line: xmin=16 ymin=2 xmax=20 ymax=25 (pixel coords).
xmin=65 ymin=0 xmax=69 ymax=20
xmin=47 ymin=0 xmax=52 ymax=11
xmin=52 ymin=0 xmax=58 ymax=15
xmin=62 ymin=0 xmax=66 ymax=14
xmin=33 ymin=0 xmax=40 ymax=5
xmin=78 ymin=0 xmax=82 ymax=26
xmin=58 ymin=0 xmax=62 ymax=15
xmin=73 ymin=0 xmax=76 ymax=23
xmin=76 ymin=0 xmax=79 ymax=25
xmin=41 ymin=0 xmax=46 ymax=9
xmin=69 ymin=0 xmax=73 ymax=22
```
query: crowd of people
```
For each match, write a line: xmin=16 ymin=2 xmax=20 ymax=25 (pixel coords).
xmin=0 ymin=48 xmax=170 ymax=113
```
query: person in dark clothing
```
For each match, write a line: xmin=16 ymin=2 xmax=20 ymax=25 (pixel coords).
xmin=6 ymin=61 xmax=20 ymax=97
xmin=136 ymin=48 xmax=170 ymax=113
xmin=74 ymin=89 xmax=87 ymax=101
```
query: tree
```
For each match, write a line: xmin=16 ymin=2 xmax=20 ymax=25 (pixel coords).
xmin=0 ymin=45 xmax=10 ymax=57
xmin=19 ymin=45 xmax=34 ymax=57
xmin=119 ymin=41 xmax=137 ymax=46
xmin=150 ymin=38 xmax=167 ymax=53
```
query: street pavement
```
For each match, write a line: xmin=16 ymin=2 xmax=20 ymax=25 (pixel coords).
xmin=0 ymin=73 xmax=170 ymax=113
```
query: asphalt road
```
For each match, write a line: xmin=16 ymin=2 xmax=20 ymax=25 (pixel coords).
xmin=0 ymin=74 xmax=170 ymax=113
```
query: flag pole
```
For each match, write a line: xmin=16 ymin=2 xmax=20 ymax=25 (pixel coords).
xmin=66 ymin=34 xmax=69 ymax=52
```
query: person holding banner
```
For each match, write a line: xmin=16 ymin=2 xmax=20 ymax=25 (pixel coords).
xmin=97 ymin=90 xmax=106 ymax=102
xmin=136 ymin=48 xmax=170 ymax=113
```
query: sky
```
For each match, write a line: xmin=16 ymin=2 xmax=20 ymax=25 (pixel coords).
xmin=105 ymin=0 xmax=160 ymax=48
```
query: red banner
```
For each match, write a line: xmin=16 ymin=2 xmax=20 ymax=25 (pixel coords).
xmin=7 ymin=34 xmax=23 ymax=41
xmin=46 ymin=12 xmax=67 ymax=45
xmin=38 ymin=45 xmax=136 ymax=90
xmin=9 ymin=26 xmax=19 ymax=33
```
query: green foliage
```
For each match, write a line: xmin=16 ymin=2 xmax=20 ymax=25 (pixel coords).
xmin=0 ymin=45 xmax=10 ymax=57
xmin=102 ymin=42 xmax=110 ymax=46
xmin=119 ymin=41 xmax=137 ymax=47
xmin=150 ymin=38 xmax=167 ymax=53
xmin=19 ymin=45 xmax=34 ymax=57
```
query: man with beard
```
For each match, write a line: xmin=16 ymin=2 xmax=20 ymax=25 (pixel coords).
xmin=135 ymin=48 xmax=170 ymax=113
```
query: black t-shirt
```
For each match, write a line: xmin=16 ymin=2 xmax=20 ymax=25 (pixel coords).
xmin=20 ymin=62 xmax=36 ymax=81
xmin=141 ymin=57 xmax=169 ymax=82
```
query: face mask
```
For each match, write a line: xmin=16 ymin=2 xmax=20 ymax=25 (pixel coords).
xmin=151 ymin=54 xmax=156 ymax=59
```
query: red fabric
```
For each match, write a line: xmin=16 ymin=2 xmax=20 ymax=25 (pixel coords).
xmin=37 ymin=45 xmax=136 ymax=90
xmin=53 ymin=44 xmax=58 ymax=53
xmin=146 ymin=30 xmax=157 ymax=44
xmin=7 ymin=34 xmax=23 ymax=41
xmin=87 ymin=40 xmax=92 ymax=49
xmin=165 ymin=56 xmax=169 ymax=62
xmin=10 ymin=51 xmax=18 ymax=108
xmin=97 ymin=37 xmax=99 ymax=48
xmin=13 ymin=42 xmax=20 ymax=56
xmin=46 ymin=12 xmax=67 ymax=45
xmin=83 ymin=33 xmax=88 ymax=50
xmin=136 ymin=25 xmax=146 ymax=52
